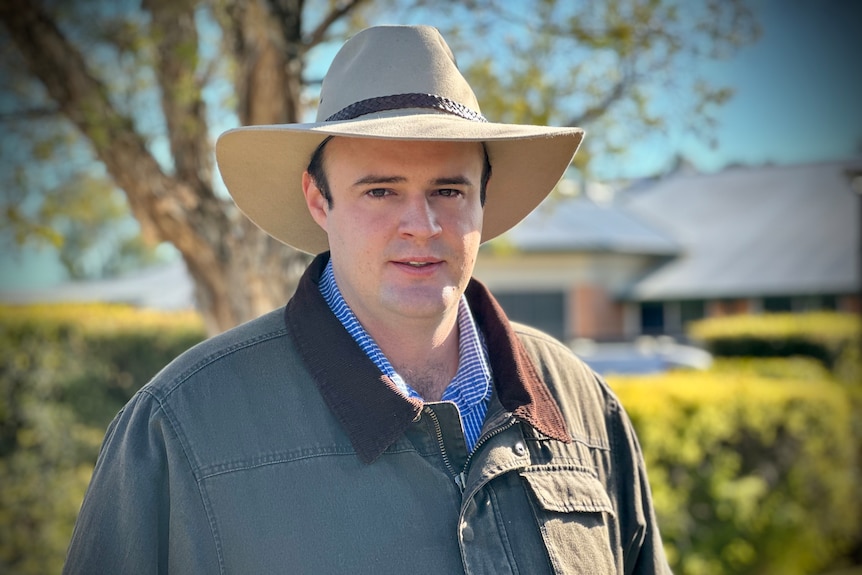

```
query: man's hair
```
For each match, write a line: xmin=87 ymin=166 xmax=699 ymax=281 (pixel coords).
xmin=307 ymin=137 xmax=492 ymax=209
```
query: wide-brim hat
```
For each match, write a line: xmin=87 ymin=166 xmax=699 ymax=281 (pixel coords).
xmin=216 ymin=25 xmax=584 ymax=255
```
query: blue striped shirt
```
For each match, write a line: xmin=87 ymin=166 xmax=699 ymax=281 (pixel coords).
xmin=319 ymin=260 xmax=492 ymax=451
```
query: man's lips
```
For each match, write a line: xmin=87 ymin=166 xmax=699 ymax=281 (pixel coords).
xmin=391 ymin=258 xmax=443 ymax=270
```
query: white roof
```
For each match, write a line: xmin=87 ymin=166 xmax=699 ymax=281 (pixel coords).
xmin=3 ymin=160 xmax=857 ymax=309
xmin=500 ymin=194 xmax=680 ymax=255
xmin=0 ymin=260 xmax=195 ymax=309
xmin=622 ymin=159 xmax=861 ymax=300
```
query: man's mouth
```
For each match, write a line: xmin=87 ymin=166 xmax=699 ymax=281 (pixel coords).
xmin=394 ymin=258 xmax=441 ymax=271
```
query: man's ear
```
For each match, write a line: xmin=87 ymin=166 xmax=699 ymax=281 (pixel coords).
xmin=302 ymin=171 xmax=328 ymax=231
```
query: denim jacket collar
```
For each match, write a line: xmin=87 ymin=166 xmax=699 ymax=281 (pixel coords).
xmin=284 ymin=253 xmax=571 ymax=463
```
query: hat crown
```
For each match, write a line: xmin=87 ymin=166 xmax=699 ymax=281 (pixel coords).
xmin=316 ymin=25 xmax=482 ymax=122
xmin=216 ymin=25 xmax=583 ymax=255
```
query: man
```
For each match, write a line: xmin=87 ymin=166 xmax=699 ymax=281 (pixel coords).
xmin=64 ymin=25 xmax=671 ymax=574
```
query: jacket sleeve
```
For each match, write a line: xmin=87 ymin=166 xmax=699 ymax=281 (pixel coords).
xmin=62 ymin=389 xmax=219 ymax=574
xmin=609 ymin=394 xmax=673 ymax=575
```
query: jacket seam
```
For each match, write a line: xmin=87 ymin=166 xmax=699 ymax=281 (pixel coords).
xmin=143 ymin=325 xmax=292 ymax=575
xmin=197 ymin=446 xmax=418 ymax=481
xmin=510 ymin=325 xmax=571 ymax=353
xmin=138 ymin=387 xmax=227 ymax=575
xmin=608 ymin=392 xmax=639 ymax=575
xmin=522 ymin=478 xmax=564 ymax=574
xmin=155 ymin=328 xmax=290 ymax=402
xmin=487 ymin=483 xmax=523 ymax=574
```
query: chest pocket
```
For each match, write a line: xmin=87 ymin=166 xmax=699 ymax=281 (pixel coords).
xmin=521 ymin=467 xmax=618 ymax=574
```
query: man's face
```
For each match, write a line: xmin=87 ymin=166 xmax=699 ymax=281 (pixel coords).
xmin=302 ymin=137 xmax=486 ymax=331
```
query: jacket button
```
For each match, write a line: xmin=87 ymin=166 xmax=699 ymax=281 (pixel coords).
xmin=461 ymin=523 xmax=474 ymax=542
xmin=513 ymin=441 xmax=527 ymax=456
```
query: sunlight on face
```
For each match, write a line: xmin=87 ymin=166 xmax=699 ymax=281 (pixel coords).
xmin=303 ymin=137 xmax=486 ymax=333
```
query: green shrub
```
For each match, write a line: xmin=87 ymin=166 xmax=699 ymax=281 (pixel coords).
xmin=1 ymin=303 xmax=205 ymax=429
xmin=688 ymin=312 xmax=861 ymax=374
xmin=609 ymin=372 xmax=860 ymax=575
xmin=0 ymin=303 xmax=205 ymax=575
xmin=708 ymin=356 xmax=833 ymax=382
xmin=3 ymin=303 xmax=860 ymax=574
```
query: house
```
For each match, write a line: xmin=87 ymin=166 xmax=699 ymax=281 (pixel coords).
xmin=0 ymin=257 xmax=195 ymax=310
xmin=474 ymin=158 xmax=861 ymax=342
xmin=5 ymin=159 xmax=859 ymax=346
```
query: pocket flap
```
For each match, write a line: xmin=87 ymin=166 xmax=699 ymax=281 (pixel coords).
xmin=521 ymin=468 xmax=615 ymax=516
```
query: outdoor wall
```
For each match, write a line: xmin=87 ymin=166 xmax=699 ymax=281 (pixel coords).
xmin=570 ymin=283 xmax=625 ymax=341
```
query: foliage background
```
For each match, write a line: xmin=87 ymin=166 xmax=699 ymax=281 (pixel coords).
xmin=0 ymin=0 xmax=761 ymax=333
xmin=1 ymin=305 xmax=860 ymax=574
xmin=612 ymin=371 xmax=859 ymax=575
xmin=0 ymin=304 xmax=205 ymax=574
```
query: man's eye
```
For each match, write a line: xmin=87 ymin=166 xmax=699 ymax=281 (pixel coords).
xmin=366 ymin=189 xmax=390 ymax=198
xmin=436 ymin=189 xmax=462 ymax=197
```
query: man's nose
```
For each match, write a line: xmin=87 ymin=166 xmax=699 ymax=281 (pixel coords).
xmin=399 ymin=196 xmax=442 ymax=239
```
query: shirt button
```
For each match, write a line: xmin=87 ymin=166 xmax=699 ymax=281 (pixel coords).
xmin=513 ymin=441 xmax=527 ymax=456
xmin=461 ymin=523 xmax=474 ymax=542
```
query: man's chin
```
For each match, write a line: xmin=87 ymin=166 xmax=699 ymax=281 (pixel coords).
xmin=382 ymin=287 xmax=460 ymax=320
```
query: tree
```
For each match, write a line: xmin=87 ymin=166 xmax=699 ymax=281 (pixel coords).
xmin=0 ymin=0 xmax=759 ymax=334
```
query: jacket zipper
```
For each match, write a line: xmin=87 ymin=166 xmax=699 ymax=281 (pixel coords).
xmin=457 ymin=417 xmax=518 ymax=490
xmin=423 ymin=406 xmax=460 ymax=484
xmin=424 ymin=405 xmax=518 ymax=493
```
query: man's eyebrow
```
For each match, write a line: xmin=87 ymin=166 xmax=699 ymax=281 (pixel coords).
xmin=352 ymin=175 xmax=406 ymax=186
xmin=431 ymin=175 xmax=474 ymax=187
xmin=351 ymin=175 xmax=476 ymax=187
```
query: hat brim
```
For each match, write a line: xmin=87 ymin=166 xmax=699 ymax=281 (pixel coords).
xmin=215 ymin=113 xmax=584 ymax=255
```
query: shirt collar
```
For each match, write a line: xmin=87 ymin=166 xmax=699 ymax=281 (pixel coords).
xmin=318 ymin=258 xmax=491 ymax=406
xmin=284 ymin=252 xmax=571 ymax=463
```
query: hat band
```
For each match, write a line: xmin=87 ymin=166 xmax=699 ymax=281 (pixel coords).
xmin=325 ymin=93 xmax=488 ymax=123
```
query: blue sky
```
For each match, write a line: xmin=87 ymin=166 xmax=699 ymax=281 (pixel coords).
xmin=1 ymin=0 xmax=860 ymax=291
xmin=620 ymin=0 xmax=862 ymax=176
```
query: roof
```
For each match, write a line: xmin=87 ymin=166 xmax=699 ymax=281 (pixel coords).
xmin=3 ymin=160 xmax=857 ymax=311
xmin=498 ymin=194 xmax=680 ymax=255
xmin=0 ymin=260 xmax=195 ymax=309
xmin=622 ymin=159 xmax=861 ymax=300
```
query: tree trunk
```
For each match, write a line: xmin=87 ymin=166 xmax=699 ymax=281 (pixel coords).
xmin=0 ymin=0 xmax=312 ymax=334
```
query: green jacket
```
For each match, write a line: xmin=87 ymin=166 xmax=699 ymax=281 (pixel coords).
xmin=64 ymin=254 xmax=671 ymax=574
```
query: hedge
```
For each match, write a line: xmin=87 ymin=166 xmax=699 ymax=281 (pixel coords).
xmin=688 ymin=312 xmax=861 ymax=376
xmin=0 ymin=303 xmax=205 ymax=575
xmin=1 ymin=304 xmax=860 ymax=574
xmin=609 ymin=372 xmax=861 ymax=575
xmin=707 ymin=356 xmax=834 ymax=382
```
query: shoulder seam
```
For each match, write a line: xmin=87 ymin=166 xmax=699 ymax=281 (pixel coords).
xmin=511 ymin=323 xmax=572 ymax=352
xmin=140 ymin=377 xmax=228 ymax=571
xmin=155 ymin=327 xmax=289 ymax=401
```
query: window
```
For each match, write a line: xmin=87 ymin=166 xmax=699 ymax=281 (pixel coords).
xmin=763 ymin=295 xmax=838 ymax=313
xmin=796 ymin=295 xmax=837 ymax=311
xmin=640 ymin=302 xmax=664 ymax=335
xmin=763 ymin=297 xmax=793 ymax=312
xmin=680 ymin=300 xmax=706 ymax=325
xmin=492 ymin=291 xmax=565 ymax=340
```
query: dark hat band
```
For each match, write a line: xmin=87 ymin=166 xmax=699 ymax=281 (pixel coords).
xmin=325 ymin=93 xmax=488 ymax=123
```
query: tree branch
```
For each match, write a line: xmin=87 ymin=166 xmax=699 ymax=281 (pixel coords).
xmin=218 ymin=0 xmax=294 ymax=124
xmin=0 ymin=0 xmax=221 ymax=262
xmin=304 ymin=0 xmax=368 ymax=50
xmin=143 ymin=0 xmax=214 ymax=196
xmin=566 ymin=72 xmax=631 ymax=128
xmin=265 ymin=0 xmax=303 ymax=54
xmin=0 ymin=105 xmax=61 ymax=121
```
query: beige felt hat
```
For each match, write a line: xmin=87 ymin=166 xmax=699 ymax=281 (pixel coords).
xmin=216 ymin=25 xmax=584 ymax=255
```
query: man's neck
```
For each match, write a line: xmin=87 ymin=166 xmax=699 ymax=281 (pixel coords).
xmin=367 ymin=313 xmax=460 ymax=402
